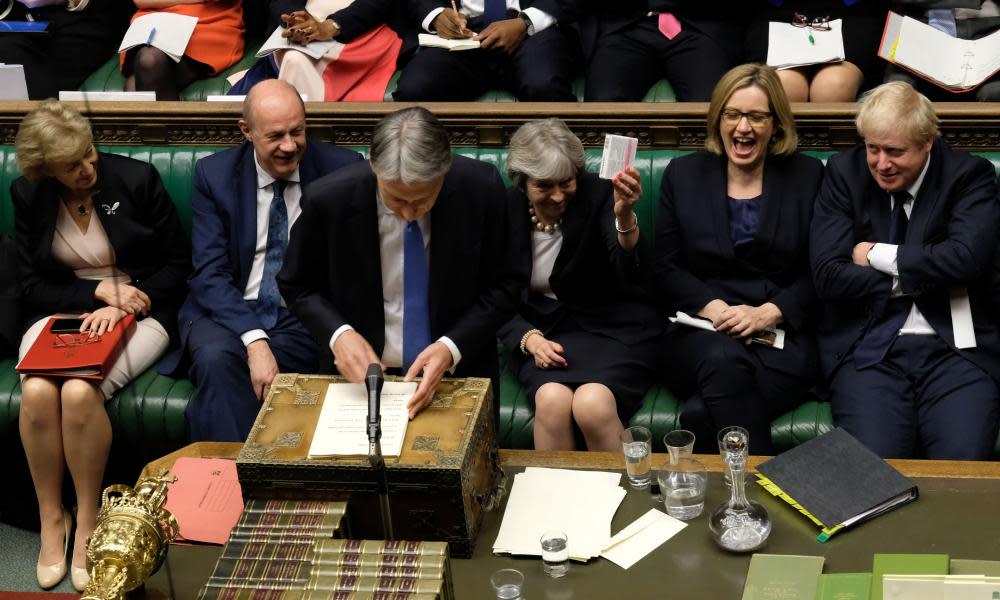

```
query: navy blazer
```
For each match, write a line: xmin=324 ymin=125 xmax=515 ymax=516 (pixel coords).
xmin=811 ymin=137 xmax=1000 ymax=381
xmin=498 ymin=172 xmax=661 ymax=353
xmin=653 ymin=150 xmax=824 ymax=377
xmin=11 ymin=153 xmax=191 ymax=340
xmin=277 ymin=156 xmax=527 ymax=381
xmin=159 ymin=139 xmax=361 ymax=374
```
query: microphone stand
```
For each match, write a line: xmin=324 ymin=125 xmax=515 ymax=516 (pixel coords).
xmin=365 ymin=364 xmax=394 ymax=540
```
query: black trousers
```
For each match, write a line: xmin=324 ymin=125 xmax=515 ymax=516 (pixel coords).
xmin=0 ymin=5 xmax=127 ymax=99
xmin=584 ymin=16 xmax=731 ymax=102
xmin=394 ymin=25 xmax=579 ymax=101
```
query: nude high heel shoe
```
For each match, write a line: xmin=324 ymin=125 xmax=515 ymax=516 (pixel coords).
xmin=71 ymin=524 xmax=91 ymax=592
xmin=36 ymin=507 xmax=71 ymax=589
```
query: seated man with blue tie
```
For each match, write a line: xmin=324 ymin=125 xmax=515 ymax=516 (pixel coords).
xmin=392 ymin=0 xmax=577 ymax=101
xmin=811 ymin=81 xmax=1000 ymax=459
xmin=162 ymin=79 xmax=362 ymax=442
xmin=278 ymin=106 xmax=526 ymax=419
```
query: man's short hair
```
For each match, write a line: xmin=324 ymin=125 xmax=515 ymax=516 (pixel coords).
xmin=856 ymin=82 xmax=939 ymax=145
xmin=15 ymin=100 xmax=93 ymax=182
xmin=370 ymin=107 xmax=452 ymax=183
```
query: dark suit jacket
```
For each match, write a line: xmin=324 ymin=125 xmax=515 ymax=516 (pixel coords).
xmin=267 ymin=0 xmax=418 ymax=65
xmin=277 ymin=156 xmax=527 ymax=381
xmin=0 ymin=233 xmax=20 ymax=357
xmin=11 ymin=153 xmax=190 ymax=340
xmin=811 ymin=137 xmax=1000 ymax=381
xmin=498 ymin=172 xmax=661 ymax=352
xmin=577 ymin=0 xmax=748 ymax=63
xmin=159 ymin=139 xmax=361 ymax=375
xmin=412 ymin=0 xmax=575 ymax=26
xmin=653 ymin=150 xmax=824 ymax=377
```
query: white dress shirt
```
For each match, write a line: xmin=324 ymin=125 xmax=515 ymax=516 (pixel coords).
xmin=530 ymin=229 xmax=562 ymax=300
xmin=866 ymin=157 xmax=935 ymax=336
xmin=239 ymin=154 xmax=302 ymax=347
xmin=329 ymin=190 xmax=461 ymax=370
xmin=423 ymin=0 xmax=556 ymax=35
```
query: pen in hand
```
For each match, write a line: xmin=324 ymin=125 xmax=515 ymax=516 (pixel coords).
xmin=146 ymin=27 xmax=156 ymax=46
xmin=449 ymin=0 xmax=470 ymax=37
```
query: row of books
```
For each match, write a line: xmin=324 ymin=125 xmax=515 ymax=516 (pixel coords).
xmin=741 ymin=553 xmax=1000 ymax=600
xmin=199 ymin=499 xmax=453 ymax=600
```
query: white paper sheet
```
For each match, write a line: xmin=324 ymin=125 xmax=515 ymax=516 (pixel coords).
xmin=0 ymin=64 xmax=28 ymax=100
xmin=256 ymin=26 xmax=341 ymax=60
xmin=766 ymin=19 xmax=845 ymax=70
xmin=599 ymin=134 xmax=638 ymax=180
xmin=600 ymin=509 xmax=687 ymax=570
xmin=307 ymin=381 xmax=415 ymax=458
xmin=118 ymin=13 xmax=198 ymax=63
xmin=950 ymin=287 xmax=977 ymax=349
xmin=59 ymin=91 xmax=156 ymax=101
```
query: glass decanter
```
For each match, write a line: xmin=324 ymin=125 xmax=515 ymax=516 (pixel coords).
xmin=656 ymin=429 xmax=707 ymax=520
xmin=708 ymin=427 xmax=771 ymax=552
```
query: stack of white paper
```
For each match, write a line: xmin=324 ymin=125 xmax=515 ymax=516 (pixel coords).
xmin=493 ymin=467 xmax=626 ymax=561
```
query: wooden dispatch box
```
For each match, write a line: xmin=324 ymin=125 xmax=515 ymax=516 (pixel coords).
xmin=236 ymin=374 xmax=503 ymax=558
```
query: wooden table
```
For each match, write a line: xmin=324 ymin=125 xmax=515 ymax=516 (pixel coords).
xmin=134 ymin=443 xmax=1000 ymax=599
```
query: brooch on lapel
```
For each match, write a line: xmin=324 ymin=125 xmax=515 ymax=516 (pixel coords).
xmin=101 ymin=202 xmax=120 ymax=216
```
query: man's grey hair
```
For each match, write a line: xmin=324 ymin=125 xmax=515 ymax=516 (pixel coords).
xmin=507 ymin=118 xmax=584 ymax=189
xmin=370 ymin=107 xmax=452 ymax=183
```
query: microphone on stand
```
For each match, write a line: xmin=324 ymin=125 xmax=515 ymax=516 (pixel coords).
xmin=364 ymin=363 xmax=393 ymax=539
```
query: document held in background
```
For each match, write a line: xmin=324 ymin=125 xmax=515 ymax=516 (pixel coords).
xmin=599 ymin=134 xmax=638 ymax=179
xmin=767 ymin=19 xmax=845 ymax=70
xmin=118 ymin=13 xmax=198 ymax=63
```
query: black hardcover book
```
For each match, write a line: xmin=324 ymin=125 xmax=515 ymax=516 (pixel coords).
xmin=755 ymin=428 xmax=918 ymax=542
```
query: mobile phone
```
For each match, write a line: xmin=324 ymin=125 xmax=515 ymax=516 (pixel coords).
xmin=49 ymin=318 xmax=84 ymax=334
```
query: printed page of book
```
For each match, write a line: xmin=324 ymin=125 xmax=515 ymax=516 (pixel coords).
xmin=118 ymin=13 xmax=198 ymax=62
xmin=256 ymin=26 xmax=342 ymax=60
xmin=767 ymin=19 xmax=845 ymax=70
xmin=308 ymin=381 xmax=415 ymax=458
xmin=417 ymin=33 xmax=479 ymax=51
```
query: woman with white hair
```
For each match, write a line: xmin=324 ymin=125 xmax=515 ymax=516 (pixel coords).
xmin=499 ymin=118 xmax=661 ymax=452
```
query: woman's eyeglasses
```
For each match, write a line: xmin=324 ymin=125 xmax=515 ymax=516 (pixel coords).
xmin=792 ymin=12 xmax=831 ymax=31
xmin=721 ymin=109 xmax=773 ymax=126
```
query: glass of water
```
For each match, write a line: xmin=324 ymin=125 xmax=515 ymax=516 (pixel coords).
xmin=540 ymin=530 xmax=569 ymax=578
xmin=491 ymin=568 xmax=524 ymax=599
xmin=621 ymin=426 xmax=652 ymax=489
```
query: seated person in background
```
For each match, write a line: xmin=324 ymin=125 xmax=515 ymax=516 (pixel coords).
xmin=0 ymin=233 xmax=18 ymax=358
xmin=120 ymin=0 xmax=245 ymax=100
xmin=579 ymin=0 xmax=747 ymax=102
xmin=233 ymin=0 xmax=415 ymax=102
xmin=884 ymin=0 xmax=1000 ymax=101
xmin=392 ymin=0 xmax=578 ymax=101
xmin=498 ymin=119 xmax=661 ymax=452
xmin=278 ymin=107 xmax=526 ymax=421
xmin=160 ymin=80 xmax=361 ymax=442
xmin=0 ymin=0 xmax=132 ymax=99
xmin=744 ymin=0 xmax=888 ymax=102
xmin=654 ymin=64 xmax=824 ymax=455
xmin=811 ymin=81 xmax=1000 ymax=459
xmin=12 ymin=101 xmax=190 ymax=591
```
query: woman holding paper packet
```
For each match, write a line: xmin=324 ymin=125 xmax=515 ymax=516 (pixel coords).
xmin=652 ymin=64 xmax=823 ymax=455
xmin=11 ymin=101 xmax=190 ymax=591
xmin=120 ymin=0 xmax=244 ymax=100
xmin=499 ymin=118 xmax=661 ymax=452
xmin=744 ymin=0 xmax=888 ymax=101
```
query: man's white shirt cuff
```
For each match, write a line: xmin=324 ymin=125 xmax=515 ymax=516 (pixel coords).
xmin=868 ymin=243 xmax=902 ymax=296
xmin=522 ymin=7 xmax=555 ymax=33
xmin=329 ymin=324 xmax=354 ymax=353
xmin=423 ymin=8 xmax=445 ymax=32
xmin=438 ymin=336 xmax=461 ymax=373
xmin=241 ymin=329 xmax=268 ymax=347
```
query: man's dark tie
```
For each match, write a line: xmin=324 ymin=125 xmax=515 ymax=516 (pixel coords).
xmin=402 ymin=221 xmax=431 ymax=371
xmin=254 ymin=180 xmax=287 ymax=330
xmin=853 ymin=191 xmax=912 ymax=369
xmin=482 ymin=0 xmax=507 ymax=27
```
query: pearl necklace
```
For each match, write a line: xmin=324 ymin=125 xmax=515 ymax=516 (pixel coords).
xmin=528 ymin=204 xmax=561 ymax=234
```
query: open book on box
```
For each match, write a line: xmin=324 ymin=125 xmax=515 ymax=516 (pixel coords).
xmin=418 ymin=33 xmax=479 ymax=51
xmin=307 ymin=381 xmax=416 ymax=458
xmin=118 ymin=12 xmax=198 ymax=63
xmin=755 ymin=428 xmax=918 ymax=542
xmin=879 ymin=11 xmax=1000 ymax=92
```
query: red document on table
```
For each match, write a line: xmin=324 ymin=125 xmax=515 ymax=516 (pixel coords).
xmin=165 ymin=457 xmax=244 ymax=545
xmin=16 ymin=314 xmax=136 ymax=380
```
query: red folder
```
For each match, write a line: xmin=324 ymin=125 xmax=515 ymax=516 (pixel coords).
xmin=16 ymin=314 xmax=137 ymax=380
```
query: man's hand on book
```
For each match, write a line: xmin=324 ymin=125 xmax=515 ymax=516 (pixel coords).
xmin=80 ymin=306 xmax=128 ymax=337
xmin=404 ymin=341 xmax=453 ymax=419
xmin=247 ymin=340 xmax=279 ymax=402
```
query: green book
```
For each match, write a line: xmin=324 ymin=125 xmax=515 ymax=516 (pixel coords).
xmin=950 ymin=559 xmax=1000 ymax=576
xmin=870 ymin=554 xmax=949 ymax=600
xmin=741 ymin=554 xmax=825 ymax=600
xmin=815 ymin=573 xmax=871 ymax=600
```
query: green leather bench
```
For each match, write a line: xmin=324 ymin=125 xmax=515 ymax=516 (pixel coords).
xmin=2 ymin=145 xmax=999 ymax=466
